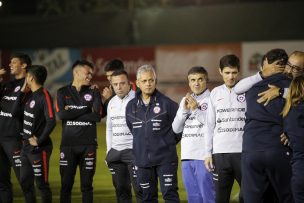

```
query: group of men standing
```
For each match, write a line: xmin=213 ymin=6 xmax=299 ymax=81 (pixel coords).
xmin=0 ymin=49 xmax=304 ymax=203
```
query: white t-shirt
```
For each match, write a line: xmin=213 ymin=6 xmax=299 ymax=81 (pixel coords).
xmin=106 ymin=90 xmax=135 ymax=153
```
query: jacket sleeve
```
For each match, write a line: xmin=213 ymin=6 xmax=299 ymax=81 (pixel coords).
xmin=56 ymin=89 xmax=90 ymax=120
xmin=37 ymin=90 xmax=56 ymax=146
xmin=204 ymin=96 xmax=216 ymax=158
xmin=125 ymin=102 xmax=133 ymax=133
xmin=234 ymin=72 xmax=263 ymax=94
xmin=168 ymin=100 xmax=182 ymax=143
xmin=4 ymin=87 xmax=30 ymax=117
xmin=172 ymin=97 xmax=189 ymax=134
xmin=106 ymin=100 xmax=113 ymax=153
xmin=76 ymin=89 xmax=103 ymax=122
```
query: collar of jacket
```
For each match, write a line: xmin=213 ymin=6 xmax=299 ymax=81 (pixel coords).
xmin=135 ymin=89 xmax=160 ymax=106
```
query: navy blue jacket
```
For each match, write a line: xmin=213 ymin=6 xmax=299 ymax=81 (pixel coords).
xmin=284 ymin=102 xmax=304 ymax=153
xmin=125 ymin=89 xmax=181 ymax=167
xmin=243 ymin=73 xmax=291 ymax=152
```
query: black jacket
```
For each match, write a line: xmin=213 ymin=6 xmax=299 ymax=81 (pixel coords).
xmin=0 ymin=78 xmax=29 ymax=140
xmin=56 ymin=85 xmax=102 ymax=146
xmin=22 ymin=87 xmax=55 ymax=147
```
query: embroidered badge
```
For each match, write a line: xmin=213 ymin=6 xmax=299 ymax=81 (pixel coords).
xmin=153 ymin=106 xmax=161 ymax=114
xmin=30 ymin=100 xmax=35 ymax=108
xmin=237 ymin=94 xmax=246 ymax=103
xmin=84 ymin=94 xmax=92 ymax=101
xmin=14 ymin=86 xmax=21 ymax=92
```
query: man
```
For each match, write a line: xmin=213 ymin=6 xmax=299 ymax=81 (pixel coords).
xmin=56 ymin=60 xmax=103 ymax=203
xmin=234 ymin=49 xmax=299 ymax=202
xmin=106 ymin=70 xmax=142 ymax=203
xmin=204 ymin=54 xmax=245 ymax=203
xmin=19 ymin=65 xmax=55 ymax=203
xmin=126 ymin=64 xmax=181 ymax=202
xmin=172 ymin=66 xmax=215 ymax=203
xmin=102 ymin=59 xmax=125 ymax=116
xmin=0 ymin=53 xmax=31 ymax=203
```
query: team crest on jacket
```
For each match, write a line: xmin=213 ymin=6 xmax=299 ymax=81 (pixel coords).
xmin=237 ymin=94 xmax=246 ymax=103
xmin=60 ymin=152 xmax=65 ymax=159
xmin=153 ymin=106 xmax=161 ymax=114
xmin=200 ymin=103 xmax=208 ymax=111
xmin=30 ymin=100 xmax=35 ymax=108
xmin=14 ymin=86 xmax=20 ymax=92
xmin=84 ymin=94 xmax=92 ymax=101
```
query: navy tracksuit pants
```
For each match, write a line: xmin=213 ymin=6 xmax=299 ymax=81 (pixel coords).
xmin=291 ymin=151 xmax=304 ymax=203
xmin=242 ymin=149 xmax=293 ymax=203
xmin=137 ymin=163 xmax=180 ymax=203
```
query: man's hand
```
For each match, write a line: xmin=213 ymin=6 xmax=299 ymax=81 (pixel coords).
xmin=185 ymin=93 xmax=198 ymax=111
xmin=280 ymin=133 xmax=290 ymax=146
xmin=204 ymin=156 xmax=214 ymax=172
xmin=0 ymin=68 xmax=6 ymax=76
xmin=102 ymin=85 xmax=113 ymax=100
xmin=261 ymin=59 xmax=285 ymax=78
xmin=90 ymin=83 xmax=99 ymax=90
xmin=28 ymin=136 xmax=38 ymax=146
xmin=0 ymin=68 xmax=6 ymax=82
xmin=257 ymin=84 xmax=280 ymax=106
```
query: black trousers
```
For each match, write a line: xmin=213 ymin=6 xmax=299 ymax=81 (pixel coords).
xmin=291 ymin=151 xmax=304 ymax=203
xmin=241 ymin=150 xmax=293 ymax=203
xmin=106 ymin=148 xmax=142 ymax=203
xmin=60 ymin=145 xmax=96 ymax=203
xmin=212 ymin=153 xmax=243 ymax=203
xmin=20 ymin=144 xmax=52 ymax=203
xmin=137 ymin=163 xmax=180 ymax=203
xmin=0 ymin=138 xmax=22 ymax=203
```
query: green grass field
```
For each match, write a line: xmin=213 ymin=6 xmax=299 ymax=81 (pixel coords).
xmin=11 ymin=122 xmax=240 ymax=202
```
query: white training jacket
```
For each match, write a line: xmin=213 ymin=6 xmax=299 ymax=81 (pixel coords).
xmin=172 ymin=89 xmax=210 ymax=160
xmin=205 ymin=84 xmax=246 ymax=158
xmin=106 ymin=90 xmax=135 ymax=153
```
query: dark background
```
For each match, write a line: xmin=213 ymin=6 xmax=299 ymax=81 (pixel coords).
xmin=0 ymin=0 xmax=303 ymax=49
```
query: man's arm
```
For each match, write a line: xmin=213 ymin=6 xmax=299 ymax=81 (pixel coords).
xmin=257 ymin=85 xmax=288 ymax=106
xmin=105 ymin=101 xmax=113 ymax=153
xmin=76 ymin=89 xmax=103 ymax=122
xmin=234 ymin=60 xmax=285 ymax=95
xmin=55 ymin=89 xmax=90 ymax=120
xmin=168 ymin=100 xmax=182 ymax=143
xmin=234 ymin=72 xmax=263 ymax=94
xmin=37 ymin=89 xmax=56 ymax=146
xmin=204 ymin=97 xmax=216 ymax=171
xmin=172 ymin=97 xmax=189 ymax=134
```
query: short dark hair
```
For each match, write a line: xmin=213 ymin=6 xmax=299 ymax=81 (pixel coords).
xmin=261 ymin=48 xmax=288 ymax=67
xmin=11 ymin=53 xmax=32 ymax=66
xmin=187 ymin=66 xmax=209 ymax=81
xmin=104 ymin=59 xmax=124 ymax=72
xmin=26 ymin=65 xmax=47 ymax=85
xmin=219 ymin=54 xmax=240 ymax=71
xmin=72 ymin=60 xmax=94 ymax=70
xmin=111 ymin=69 xmax=129 ymax=81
